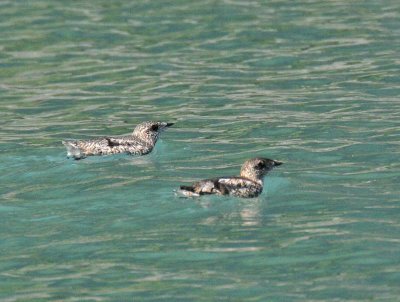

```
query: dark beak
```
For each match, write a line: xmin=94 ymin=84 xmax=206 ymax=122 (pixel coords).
xmin=274 ymin=161 xmax=283 ymax=166
xmin=166 ymin=123 xmax=174 ymax=127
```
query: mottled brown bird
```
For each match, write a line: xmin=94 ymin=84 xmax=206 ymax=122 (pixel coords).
xmin=62 ymin=121 xmax=173 ymax=160
xmin=179 ymin=158 xmax=282 ymax=198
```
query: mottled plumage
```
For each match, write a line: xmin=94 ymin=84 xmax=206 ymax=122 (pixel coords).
xmin=62 ymin=121 xmax=173 ymax=159
xmin=179 ymin=158 xmax=282 ymax=198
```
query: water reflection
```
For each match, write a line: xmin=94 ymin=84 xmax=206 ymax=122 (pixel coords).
xmin=1 ymin=0 xmax=400 ymax=300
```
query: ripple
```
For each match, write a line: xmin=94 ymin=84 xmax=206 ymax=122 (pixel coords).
xmin=1 ymin=0 xmax=400 ymax=300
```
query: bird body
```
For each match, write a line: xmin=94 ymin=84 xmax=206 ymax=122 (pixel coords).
xmin=62 ymin=121 xmax=173 ymax=159
xmin=179 ymin=158 xmax=282 ymax=198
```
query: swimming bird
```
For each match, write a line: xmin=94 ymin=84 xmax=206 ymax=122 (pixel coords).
xmin=179 ymin=158 xmax=282 ymax=198
xmin=62 ymin=121 xmax=174 ymax=159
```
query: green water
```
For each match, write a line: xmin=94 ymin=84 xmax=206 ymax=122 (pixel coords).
xmin=1 ymin=0 xmax=400 ymax=301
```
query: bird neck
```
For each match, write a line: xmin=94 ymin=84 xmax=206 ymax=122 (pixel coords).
xmin=144 ymin=135 xmax=158 ymax=145
xmin=132 ymin=132 xmax=158 ymax=146
xmin=251 ymin=178 xmax=263 ymax=185
xmin=240 ymin=171 xmax=264 ymax=185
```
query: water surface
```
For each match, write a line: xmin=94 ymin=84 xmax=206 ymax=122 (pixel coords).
xmin=1 ymin=0 xmax=400 ymax=301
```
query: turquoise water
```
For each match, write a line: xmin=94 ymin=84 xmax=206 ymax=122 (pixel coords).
xmin=1 ymin=0 xmax=400 ymax=300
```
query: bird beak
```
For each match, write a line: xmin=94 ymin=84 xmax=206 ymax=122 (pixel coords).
xmin=274 ymin=161 xmax=283 ymax=166
xmin=159 ymin=122 xmax=174 ymax=131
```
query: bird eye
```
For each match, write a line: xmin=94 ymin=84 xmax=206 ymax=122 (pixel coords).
xmin=256 ymin=162 xmax=265 ymax=169
xmin=151 ymin=124 xmax=159 ymax=131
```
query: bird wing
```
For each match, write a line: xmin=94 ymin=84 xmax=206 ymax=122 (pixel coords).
xmin=181 ymin=177 xmax=262 ymax=198
xmin=190 ymin=178 xmax=228 ymax=195
xmin=105 ymin=136 xmax=135 ymax=146
xmin=217 ymin=177 xmax=262 ymax=198
xmin=192 ymin=177 xmax=256 ymax=195
xmin=104 ymin=136 xmax=151 ymax=155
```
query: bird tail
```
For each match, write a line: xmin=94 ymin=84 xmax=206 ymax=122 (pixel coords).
xmin=178 ymin=185 xmax=199 ymax=197
xmin=180 ymin=185 xmax=194 ymax=192
xmin=62 ymin=141 xmax=84 ymax=159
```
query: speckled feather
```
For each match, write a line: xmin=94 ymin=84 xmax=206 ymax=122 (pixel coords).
xmin=179 ymin=158 xmax=282 ymax=198
xmin=183 ymin=177 xmax=263 ymax=198
xmin=62 ymin=121 xmax=173 ymax=159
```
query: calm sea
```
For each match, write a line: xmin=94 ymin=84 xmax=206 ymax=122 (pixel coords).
xmin=1 ymin=0 xmax=399 ymax=301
